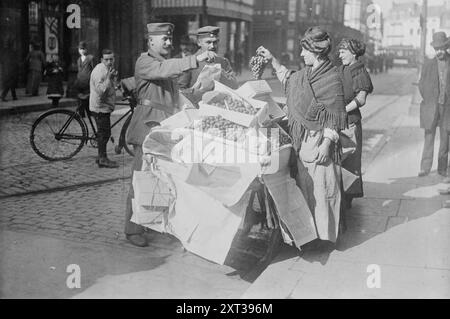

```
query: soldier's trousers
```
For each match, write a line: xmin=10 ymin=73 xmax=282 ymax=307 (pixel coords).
xmin=124 ymin=145 xmax=145 ymax=235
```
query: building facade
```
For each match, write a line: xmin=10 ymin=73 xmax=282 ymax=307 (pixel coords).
xmin=344 ymin=0 xmax=383 ymax=55
xmin=0 ymin=0 xmax=154 ymax=93
xmin=383 ymin=1 xmax=450 ymax=58
xmin=252 ymin=0 xmax=357 ymax=67
xmin=0 ymin=0 xmax=254 ymax=90
xmin=150 ymin=0 xmax=254 ymax=71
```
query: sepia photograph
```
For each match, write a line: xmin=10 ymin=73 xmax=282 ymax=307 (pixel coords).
xmin=0 ymin=0 xmax=449 ymax=302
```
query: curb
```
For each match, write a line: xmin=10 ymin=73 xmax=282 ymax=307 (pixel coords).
xmin=0 ymin=99 xmax=78 ymax=116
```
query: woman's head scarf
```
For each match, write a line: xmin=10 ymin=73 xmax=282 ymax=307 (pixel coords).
xmin=338 ymin=38 xmax=366 ymax=57
xmin=300 ymin=27 xmax=332 ymax=57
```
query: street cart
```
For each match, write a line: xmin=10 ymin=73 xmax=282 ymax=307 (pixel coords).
xmin=130 ymin=80 xmax=320 ymax=278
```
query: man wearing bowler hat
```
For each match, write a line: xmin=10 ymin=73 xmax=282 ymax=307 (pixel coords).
xmin=124 ymin=22 xmax=217 ymax=247
xmin=418 ymin=31 xmax=450 ymax=179
xmin=178 ymin=25 xmax=238 ymax=105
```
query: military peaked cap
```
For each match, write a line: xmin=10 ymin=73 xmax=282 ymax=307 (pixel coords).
xmin=196 ymin=26 xmax=220 ymax=38
xmin=147 ymin=23 xmax=174 ymax=36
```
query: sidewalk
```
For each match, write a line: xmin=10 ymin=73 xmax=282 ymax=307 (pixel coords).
xmin=0 ymin=69 xmax=274 ymax=116
xmin=0 ymin=228 xmax=250 ymax=298
xmin=0 ymin=85 xmax=77 ymax=116
xmin=242 ymin=95 xmax=450 ymax=298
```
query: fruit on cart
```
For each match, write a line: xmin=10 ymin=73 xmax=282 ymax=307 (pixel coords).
xmin=188 ymin=115 xmax=248 ymax=142
xmin=279 ymin=130 xmax=292 ymax=146
xmin=249 ymin=55 xmax=269 ymax=80
xmin=210 ymin=94 xmax=258 ymax=115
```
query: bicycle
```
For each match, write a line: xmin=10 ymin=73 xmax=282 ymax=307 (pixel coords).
xmin=29 ymin=86 xmax=136 ymax=161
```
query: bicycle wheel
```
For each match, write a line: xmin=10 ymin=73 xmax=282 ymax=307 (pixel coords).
xmin=30 ymin=109 xmax=87 ymax=161
xmin=119 ymin=114 xmax=135 ymax=157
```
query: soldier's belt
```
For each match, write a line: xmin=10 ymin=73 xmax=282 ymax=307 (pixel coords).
xmin=137 ymin=99 xmax=173 ymax=114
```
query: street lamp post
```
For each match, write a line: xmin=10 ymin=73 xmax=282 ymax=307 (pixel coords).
xmin=202 ymin=0 xmax=208 ymax=26
xmin=275 ymin=14 xmax=282 ymax=58
xmin=420 ymin=0 xmax=428 ymax=64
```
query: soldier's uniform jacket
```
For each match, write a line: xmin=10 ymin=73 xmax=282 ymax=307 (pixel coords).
xmin=178 ymin=49 xmax=238 ymax=104
xmin=419 ymin=57 xmax=450 ymax=130
xmin=126 ymin=49 xmax=198 ymax=146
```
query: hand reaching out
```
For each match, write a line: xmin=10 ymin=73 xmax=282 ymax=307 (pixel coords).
xmin=196 ymin=51 xmax=217 ymax=63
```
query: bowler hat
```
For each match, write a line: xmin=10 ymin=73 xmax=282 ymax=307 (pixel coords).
xmin=147 ymin=23 xmax=174 ymax=36
xmin=78 ymin=41 xmax=87 ymax=49
xmin=431 ymin=32 xmax=450 ymax=49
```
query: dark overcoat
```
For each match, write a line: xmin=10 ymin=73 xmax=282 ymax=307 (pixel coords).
xmin=419 ymin=57 xmax=450 ymax=130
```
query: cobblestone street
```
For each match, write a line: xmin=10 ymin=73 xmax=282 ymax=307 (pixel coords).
xmin=0 ymin=68 xmax=421 ymax=298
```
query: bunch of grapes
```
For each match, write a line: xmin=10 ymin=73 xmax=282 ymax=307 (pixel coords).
xmin=249 ymin=55 xmax=269 ymax=80
xmin=211 ymin=95 xmax=257 ymax=115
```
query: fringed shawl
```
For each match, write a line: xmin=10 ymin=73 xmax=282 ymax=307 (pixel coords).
xmin=340 ymin=60 xmax=374 ymax=104
xmin=284 ymin=59 xmax=347 ymax=152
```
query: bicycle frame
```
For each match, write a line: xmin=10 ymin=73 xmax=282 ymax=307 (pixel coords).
xmin=71 ymin=101 xmax=134 ymax=142
xmin=55 ymin=108 xmax=89 ymax=141
xmin=55 ymin=94 xmax=134 ymax=147
xmin=110 ymin=103 xmax=133 ymax=130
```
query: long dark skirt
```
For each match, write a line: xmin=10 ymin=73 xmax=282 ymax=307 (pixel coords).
xmin=47 ymin=73 xmax=64 ymax=97
xmin=341 ymin=120 xmax=363 ymax=199
xmin=26 ymin=70 xmax=42 ymax=96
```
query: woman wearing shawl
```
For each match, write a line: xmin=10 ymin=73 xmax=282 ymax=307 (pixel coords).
xmin=337 ymin=39 xmax=373 ymax=209
xmin=257 ymin=27 xmax=347 ymax=243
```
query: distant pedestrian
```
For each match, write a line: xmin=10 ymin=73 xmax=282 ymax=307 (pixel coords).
xmin=337 ymin=39 xmax=374 ymax=212
xmin=235 ymin=49 xmax=243 ymax=76
xmin=367 ymin=55 xmax=375 ymax=74
xmin=174 ymin=35 xmax=196 ymax=58
xmin=44 ymin=55 xmax=64 ymax=107
xmin=75 ymin=41 xmax=95 ymax=117
xmin=384 ymin=54 xmax=390 ymax=73
xmin=418 ymin=32 xmax=450 ymax=179
xmin=89 ymin=49 xmax=119 ymax=169
xmin=1 ymin=39 xmax=19 ymax=102
xmin=25 ymin=43 xmax=46 ymax=96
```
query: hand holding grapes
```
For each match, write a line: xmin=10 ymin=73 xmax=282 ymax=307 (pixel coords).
xmin=250 ymin=46 xmax=274 ymax=80
xmin=256 ymin=46 xmax=273 ymax=61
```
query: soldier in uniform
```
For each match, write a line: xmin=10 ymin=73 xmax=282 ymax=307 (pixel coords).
xmin=124 ymin=22 xmax=217 ymax=247
xmin=178 ymin=26 xmax=238 ymax=105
